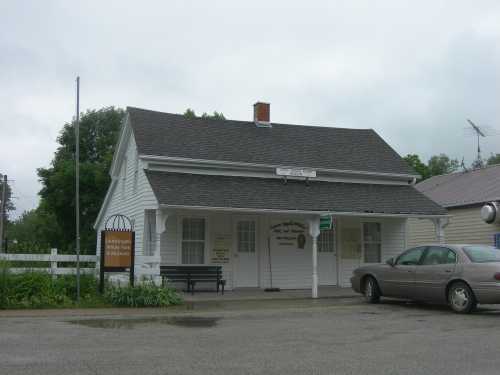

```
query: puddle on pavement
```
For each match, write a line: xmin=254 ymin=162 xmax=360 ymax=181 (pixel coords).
xmin=69 ymin=316 xmax=220 ymax=329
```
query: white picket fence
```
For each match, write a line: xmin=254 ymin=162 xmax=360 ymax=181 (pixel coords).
xmin=0 ymin=249 xmax=98 ymax=275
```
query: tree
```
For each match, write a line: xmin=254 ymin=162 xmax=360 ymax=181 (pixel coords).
xmin=487 ymin=153 xmax=500 ymax=166
xmin=427 ymin=154 xmax=459 ymax=176
xmin=6 ymin=206 xmax=61 ymax=252
xmin=0 ymin=174 xmax=15 ymax=220
xmin=37 ymin=107 xmax=124 ymax=253
xmin=403 ymin=154 xmax=430 ymax=180
xmin=183 ymin=108 xmax=196 ymax=119
xmin=183 ymin=108 xmax=226 ymax=120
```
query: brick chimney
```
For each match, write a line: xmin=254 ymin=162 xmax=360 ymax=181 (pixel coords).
xmin=253 ymin=102 xmax=271 ymax=127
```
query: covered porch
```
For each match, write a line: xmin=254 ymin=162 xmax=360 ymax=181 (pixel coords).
xmin=137 ymin=170 xmax=448 ymax=298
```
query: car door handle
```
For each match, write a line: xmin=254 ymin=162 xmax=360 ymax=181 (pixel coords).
xmin=444 ymin=270 xmax=452 ymax=273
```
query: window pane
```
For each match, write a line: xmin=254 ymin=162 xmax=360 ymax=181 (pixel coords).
xmin=364 ymin=243 xmax=381 ymax=263
xmin=182 ymin=241 xmax=204 ymax=264
xmin=318 ymin=230 xmax=335 ymax=252
xmin=238 ymin=220 xmax=255 ymax=253
xmin=422 ymin=247 xmax=456 ymax=265
xmin=363 ymin=223 xmax=381 ymax=242
xmin=182 ymin=218 xmax=205 ymax=240
xmin=396 ymin=247 xmax=425 ymax=265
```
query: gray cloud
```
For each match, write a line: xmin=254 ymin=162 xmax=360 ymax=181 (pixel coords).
xmin=1 ymin=0 xmax=500 ymax=217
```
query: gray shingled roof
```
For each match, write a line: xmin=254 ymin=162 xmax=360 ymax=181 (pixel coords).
xmin=128 ymin=107 xmax=415 ymax=176
xmin=145 ymin=171 xmax=447 ymax=215
xmin=416 ymin=164 xmax=500 ymax=208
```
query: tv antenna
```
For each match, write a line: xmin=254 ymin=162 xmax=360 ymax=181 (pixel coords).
xmin=467 ymin=119 xmax=486 ymax=168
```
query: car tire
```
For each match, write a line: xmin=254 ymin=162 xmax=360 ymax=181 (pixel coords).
xmin=363 ymin=276 xmax=380 ymax=304
xmin=448 ymin=281 xmax=476 ymax=314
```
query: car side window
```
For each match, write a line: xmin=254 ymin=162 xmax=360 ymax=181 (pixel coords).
xmin=421 ymin=246 xmax=456 ymax=265
xmin=395 ymin=247 xmax=426 ymax=266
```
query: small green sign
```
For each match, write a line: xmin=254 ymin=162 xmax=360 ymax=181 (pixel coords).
xmin=320 ymin=216 xmax=333 ymax=230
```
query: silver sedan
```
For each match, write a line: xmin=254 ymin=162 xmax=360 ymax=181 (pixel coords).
xmin=351 ymin=244 xmax=500 ymax=313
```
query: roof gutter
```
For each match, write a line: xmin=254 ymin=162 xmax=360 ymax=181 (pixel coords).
xmin=140 ymin=155 xmax=418 ymax=182
xmin=159 ymin=204 xmax=449 ymax=219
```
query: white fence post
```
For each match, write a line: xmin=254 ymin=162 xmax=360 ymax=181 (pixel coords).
xmin=51 ymin=248 xmax=57 ymax=278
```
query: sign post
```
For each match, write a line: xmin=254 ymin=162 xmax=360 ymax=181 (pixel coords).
xmin=320 ymin=216 xmax=333 ymax=231
xmin=99 ymin=214 xmax=135 ymax=293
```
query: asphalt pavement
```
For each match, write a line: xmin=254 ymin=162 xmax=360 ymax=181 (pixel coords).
xmin=1 ymin=297 xmax=500 ymax=375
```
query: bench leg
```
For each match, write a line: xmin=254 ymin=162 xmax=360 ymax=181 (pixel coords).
xmin=190 ymin=281 xmax=195 ymax=295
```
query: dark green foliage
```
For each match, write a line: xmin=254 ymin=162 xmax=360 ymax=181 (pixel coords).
xmin=104 ymin=282 xmax=182 ymax=307
xmin=36 ymin=107 xmax=124 ymax=253
xmin=404 ymin=153 xmax=460 ymax=181
xmin=6 ymin=207 xmax=61 ymax=252
xmin=487 ymin=154 xmax=500 ymax=166
xmin=0 ymin=175 xmax=15 ymax=219
xmin=427 ymin=154 xmax=459 ymax=176
xmin=183 ymin=108 xmax=226 ymax=120
xmin=403 ymin=154 xmax=430 ymax=180
xmin=0 ymin=262 xmax=103 ymax=309
xmin=0 ymin=262 xmax=181 ymax=309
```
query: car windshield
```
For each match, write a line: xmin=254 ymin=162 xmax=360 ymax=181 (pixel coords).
xmin=463 ymin=245 xmax=500 ymax=263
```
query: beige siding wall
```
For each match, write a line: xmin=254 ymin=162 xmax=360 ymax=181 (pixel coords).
xmin=407 ymin=207 xmax=500 ymax=247
xmin=445 ymin=207 xmax=500 ymax=245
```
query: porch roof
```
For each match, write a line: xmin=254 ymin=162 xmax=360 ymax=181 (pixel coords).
xmin=145 ymin=171 xmax=447 ymax=216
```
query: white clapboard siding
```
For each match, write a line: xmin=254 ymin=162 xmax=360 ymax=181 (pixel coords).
xmin=95 ymin=133 xmax=159 ymax=279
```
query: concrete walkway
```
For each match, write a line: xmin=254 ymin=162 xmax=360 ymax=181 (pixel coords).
xmin=181 ymin=286 xmax=357 ymax=302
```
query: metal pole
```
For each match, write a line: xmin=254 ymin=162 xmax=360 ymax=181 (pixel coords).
xmin=75 ymin=77 xmax=81 ymax=303
xmin=0 ymin=174 xmax=7 ymax=253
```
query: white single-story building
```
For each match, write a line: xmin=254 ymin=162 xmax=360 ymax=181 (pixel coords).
xmin=94 ymin=103 xmax=447 ymax=297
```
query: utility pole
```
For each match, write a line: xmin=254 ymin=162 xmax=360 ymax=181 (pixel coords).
xmin=0 ymin=174 xmax=6 ymax=253
xmin=75 ymin=76 xmax=81 ymax=303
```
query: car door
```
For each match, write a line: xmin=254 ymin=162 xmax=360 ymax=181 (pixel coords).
xmin=379 ymin=247 xmax=426 ymax=299
xmin=414 ymin=246 xmax=457 ymax=302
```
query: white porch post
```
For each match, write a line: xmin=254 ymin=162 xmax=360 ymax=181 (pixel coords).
xmin=308 ymin=216 xmax=321 ymax=299
xmin=432 ymin=217 xmax=449 ymax=244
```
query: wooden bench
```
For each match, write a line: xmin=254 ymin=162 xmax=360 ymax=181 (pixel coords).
xmin=160 ymin=265 xmax=226 ymax=295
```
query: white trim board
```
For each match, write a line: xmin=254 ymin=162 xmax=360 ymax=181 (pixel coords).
xmin=160 ymin=204 xmax=450 ymax=219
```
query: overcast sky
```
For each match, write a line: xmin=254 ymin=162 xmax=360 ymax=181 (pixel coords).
xmin=1 ymin=1 xmax=500 ymax=217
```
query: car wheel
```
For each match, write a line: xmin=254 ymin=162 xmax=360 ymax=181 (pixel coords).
xmin=448 ymin=281 xmax=476 ymax=314
xmin=363 ymin=276 xmax=380 ymax=304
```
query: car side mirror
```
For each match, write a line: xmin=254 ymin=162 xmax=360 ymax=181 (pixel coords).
xmin=386 ymin=258 xmax=395 ymax=267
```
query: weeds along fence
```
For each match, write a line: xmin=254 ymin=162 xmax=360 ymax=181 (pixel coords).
xmin=0 ymin=249 xmax=97 ymax=275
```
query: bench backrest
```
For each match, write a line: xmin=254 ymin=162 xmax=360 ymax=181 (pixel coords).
xmin=161 ymin=266 xmax=222 ymax=280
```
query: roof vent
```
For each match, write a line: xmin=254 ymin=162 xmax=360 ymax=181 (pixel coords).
xmin=481 ymin=201 xmax=500 ymax=224
xmin=254 ymin=102 xmax=271 ymax=127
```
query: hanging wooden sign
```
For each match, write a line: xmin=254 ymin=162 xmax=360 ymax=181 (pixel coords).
xmin=99 ymin=214 xmax=135 ymax=292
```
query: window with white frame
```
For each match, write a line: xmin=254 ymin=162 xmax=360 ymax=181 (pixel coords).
xmin=363 ymin=222 xmax=381 ymax=263
xmin=318 ymin=229 xmax=335 ymax=252
xmin=144 ymin=210 xmax=156 ymax=256
xmin=237 ymin=221 xmax=255 ymax=253
xmin=181 ymin=218 xmax=205 ymax=264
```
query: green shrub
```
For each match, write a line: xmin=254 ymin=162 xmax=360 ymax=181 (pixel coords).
xmin=0 ymin=262 xmax=181 ymax=309
xmin=104 ymin=282 xmax=182 ymax=307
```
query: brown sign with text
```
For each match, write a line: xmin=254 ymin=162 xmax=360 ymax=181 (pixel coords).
xmin=104 ymin=231 xmax=133 ymax=268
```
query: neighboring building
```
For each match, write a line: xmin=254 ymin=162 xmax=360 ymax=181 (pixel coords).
xmin=94 ymin=103 xmax=446 ymax=295
xmin=407 ymin=165 xmax=500 ymax=248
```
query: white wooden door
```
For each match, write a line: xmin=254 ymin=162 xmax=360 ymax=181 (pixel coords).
xmin=318 ymin=229 xmax=337 ymax=285
xmin=234 ymin=219 xmax=258 ymax=287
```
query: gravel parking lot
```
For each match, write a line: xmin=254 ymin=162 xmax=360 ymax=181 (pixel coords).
xmin=1 ymin=297 xmax=500 ymax=375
